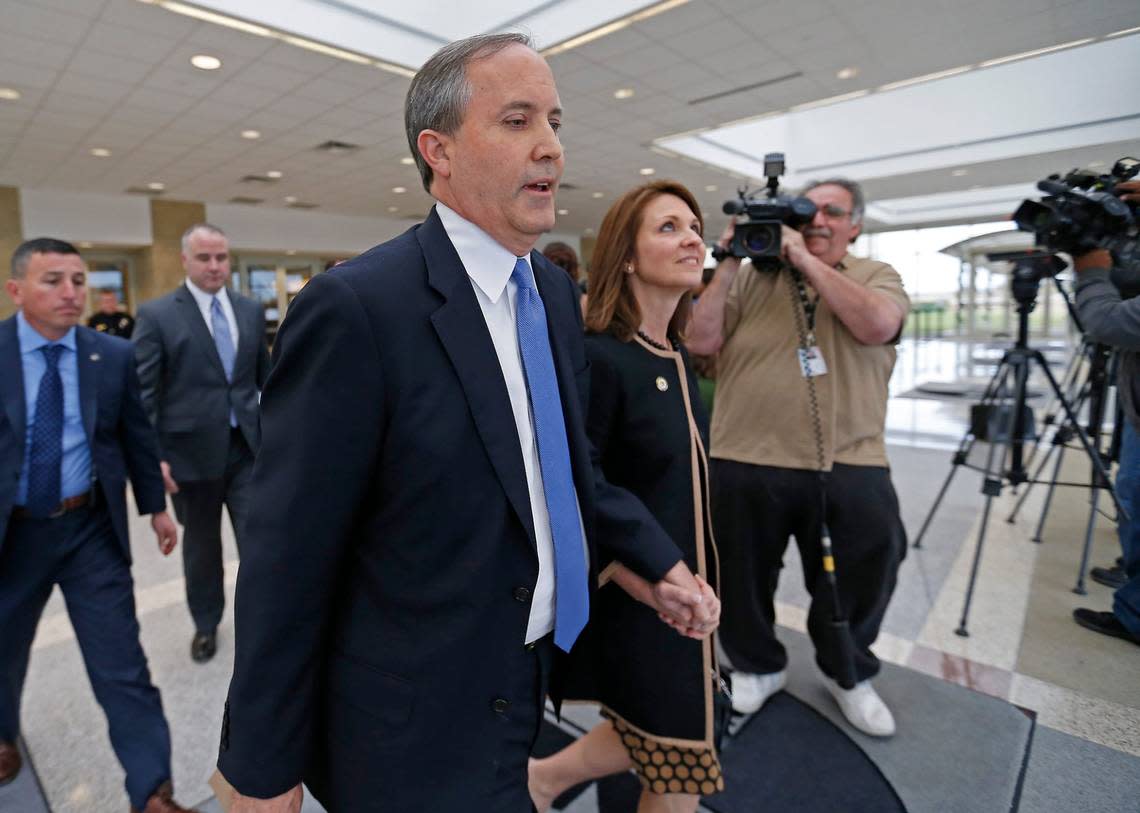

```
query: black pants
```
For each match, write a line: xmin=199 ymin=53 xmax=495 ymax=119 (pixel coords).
xmin=711 ymin=460 xmax=906 ymax=683
xmin=171 ymin=428 xmax=254 ymax=633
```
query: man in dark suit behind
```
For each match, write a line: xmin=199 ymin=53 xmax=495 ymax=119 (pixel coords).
xmin=217 ymin=33 xmax=715 ymax=813
xmin=133 ymin=225 xmax=270 ymax=663
xmin=0 ymin=238 xmax=197 ymax=812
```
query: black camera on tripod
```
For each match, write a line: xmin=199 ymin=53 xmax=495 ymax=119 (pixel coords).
xmin=712 ymin=153 xmax=817 ymax=270
xmin=1013 ymin=157 xmax=1140 ymax=295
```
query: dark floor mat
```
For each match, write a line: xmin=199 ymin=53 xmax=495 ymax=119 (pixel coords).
xmin=704 ymin=693 xmax=907 ymax=813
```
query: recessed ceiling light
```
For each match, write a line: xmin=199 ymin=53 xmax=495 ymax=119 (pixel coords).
xmin=241 ymin=129 xmax=261 ymax=140
xmin=90 ymin=147 xmax=112 ymax=158
xmin=78 ymin=242 xmax=93 ymax=249
xmin=836 ymin=67 xmax=859 ymax=80
xmin=387 ymin=205 xmax=399 ymax=212
xmin=639 ymin=168 xmax=655 ymax=176
xmin=0 ymin=88 xmax=21 ymax=101
xmin=557 ymin=209 xmax=569 ymax=215
xmin=584 ymin=228 xmax=595 ymax=235
xmin=951 ymin=168 xmax=969 ymax=177
xmin=704 ymin=184 xmax=718 ymax=192
xmin=614 ymin=88 xmax=635 ymax=100
xmin=392 ymin=186 xmax=407 ymax=194
xmin=266 ymin=170 xmax=283 ymax=179
xmin=147 ymin=182 xmax=165 ymax=191
xmin=285 ymin=249 xmax=297 ymax=255
xmin=284 ymin=195 xmax=298 ymax=204
xmin=190 ymin=54 xmax=222 ymax=71
xmin=400 ymin=157 xmax=415 ymax=165
xmin=592 ymin=192 xmax=604 ymax=198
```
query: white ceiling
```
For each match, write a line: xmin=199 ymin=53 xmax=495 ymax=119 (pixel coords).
xmin=0 ymin=0 xmax=1138 ymax=239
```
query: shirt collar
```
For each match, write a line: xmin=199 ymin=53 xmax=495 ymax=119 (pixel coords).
xmin=435 ymin=203 xmax=531 ymax=304
xmin=185 ymin=277 xmax=230 ymax=309
xmin=17 ymin=310 xmax=76 ymax=355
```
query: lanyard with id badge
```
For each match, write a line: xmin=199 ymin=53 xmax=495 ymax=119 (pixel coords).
xmin=790 ymin=271 xmax=827 ymax=378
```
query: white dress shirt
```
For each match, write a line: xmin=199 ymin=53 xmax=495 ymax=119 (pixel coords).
xmin=185 ymin=277 xmax=240 ymax=354
xmin=436 ymin=202 xmax=588 ymax=645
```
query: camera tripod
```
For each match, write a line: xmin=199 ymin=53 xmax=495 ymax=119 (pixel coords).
xmin=912 ymin=252 xmax=1121 ymax=636
xmin=1004 ymin=334 xmax=1120 ymax=594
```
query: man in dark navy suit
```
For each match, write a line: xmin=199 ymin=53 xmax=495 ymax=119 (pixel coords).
xmin=218 ymin=33 xmax=716 ymax=813
xmin=0 ymin=238 xmax=197 ymax=811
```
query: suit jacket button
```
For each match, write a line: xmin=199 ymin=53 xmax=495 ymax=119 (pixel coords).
xmin=513 ymin=587 xmax=531 ymax=603
xmin=492 ymin=698 xmax=510 ymax=714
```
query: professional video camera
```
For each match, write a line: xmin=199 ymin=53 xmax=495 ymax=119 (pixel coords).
xmin=712 ymin=153 xmax=816 ymax=270
xmin=1013 ymin=157 xmax=1140 ymax=293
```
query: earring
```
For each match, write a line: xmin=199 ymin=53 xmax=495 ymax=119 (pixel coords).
xmin=626 ymin=263 xmax=634 ymax=274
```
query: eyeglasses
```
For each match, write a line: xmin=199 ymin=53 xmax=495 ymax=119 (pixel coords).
xmin=817 ymin=203 xmax=853 ymax=220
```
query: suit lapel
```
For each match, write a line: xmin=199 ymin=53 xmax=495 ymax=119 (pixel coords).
xmin=420 ymin=210 xmax=538 ymax=546
xmin=0 ymin=318 xmax=27 ymax=452
xmin=75 ymin=328 xmax=98 ymax=445
xmin=175 ymin=284 xmax=226 ymax=378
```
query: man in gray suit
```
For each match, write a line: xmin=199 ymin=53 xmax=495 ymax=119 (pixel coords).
xmin=134 ymin=224 xmax=270 ymax=663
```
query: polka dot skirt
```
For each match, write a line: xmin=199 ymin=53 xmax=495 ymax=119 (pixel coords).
xmin=608 ymin=713 xmax=724 ymax=796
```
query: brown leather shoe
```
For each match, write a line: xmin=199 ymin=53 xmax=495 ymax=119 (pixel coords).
xmin=0 ymin=740 xmax=21 ymax=785
xmin=129 ymin=780 xmax=200 ymax=813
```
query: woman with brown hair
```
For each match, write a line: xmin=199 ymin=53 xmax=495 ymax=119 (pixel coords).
xmin=528 ymin=181 xmax=725 ymax=813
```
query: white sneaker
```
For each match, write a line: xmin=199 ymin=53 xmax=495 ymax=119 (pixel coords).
xmin=821 ymin=675 xmax=896 ymax=737
xmin=730 ymin=670 xmax=786 ymax=714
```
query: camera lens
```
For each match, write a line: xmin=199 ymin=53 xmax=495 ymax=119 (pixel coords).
xmin=743 ymin=224 xmax=776 ymax=255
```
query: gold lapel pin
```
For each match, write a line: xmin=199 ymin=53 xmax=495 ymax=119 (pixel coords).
xmin=655 ymin=376 xmax=668 ymax=392
xmin=89 ymin=353 xmax=100 ymax=362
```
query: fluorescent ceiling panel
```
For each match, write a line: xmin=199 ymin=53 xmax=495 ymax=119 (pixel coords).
xmin=867 ymin=183 xmax=1039 ymax=227
xmin=657 ymin=35 xmax=1140 ymax=188
xmin=193 ymin=0 xmax=658 ymax=67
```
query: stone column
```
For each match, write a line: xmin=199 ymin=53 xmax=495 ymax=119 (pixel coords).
xmin=137 ymin=199 xmax=207 ymax=305
xmin=0 ymin=186 xmax=23 ymax=320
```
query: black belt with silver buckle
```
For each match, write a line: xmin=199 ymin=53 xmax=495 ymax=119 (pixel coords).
xmin=12 ymin=490 xmax=92 ymax=520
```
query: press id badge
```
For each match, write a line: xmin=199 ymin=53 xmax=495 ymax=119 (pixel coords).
xmin=797 ymin=345 xmax=828 ymax=378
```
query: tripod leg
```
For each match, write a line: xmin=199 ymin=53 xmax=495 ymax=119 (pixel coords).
xmin=1034 ymin=352 xmax=1122 ymax=519
xmin=957 ymin=363 xmax=1015 ymax=637
xmin=957 ymin=430 xmax=1007 ymax=637
xmin=913 ymin=439 xmax=974 ymax=549
xmin=1007 ymin=439 xmax=1058 ymax=524
xmin=1032 ymin=443 xmax=1067 ymax=543
xmin=1074 ymin=488 xmax=1101 ymax=595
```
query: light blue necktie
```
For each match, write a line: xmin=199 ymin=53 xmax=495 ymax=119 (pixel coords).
xmin=511 ymin=257 xmax=589 ymax=652
xmin=211 ymin=296 xmax=237 ymax=427
xmin=25 ymin=344 xmax=64 ymax=515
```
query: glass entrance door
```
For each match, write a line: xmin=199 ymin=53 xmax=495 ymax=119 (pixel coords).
xmin=234 ymin=257 xmax=322 ymax=345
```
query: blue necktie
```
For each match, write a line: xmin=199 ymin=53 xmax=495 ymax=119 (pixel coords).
xmin=211 ymin=297 xmax=237 ymax=427
xmin=211 ymin=296 xmax=235 ymax=382
xmin=25 ymin=344 xmax=64 ymax=515
xmin=511 ymin=258 xmax=589 ymax=652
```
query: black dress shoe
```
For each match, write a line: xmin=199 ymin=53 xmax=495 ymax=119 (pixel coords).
xmin=0 ymin=740 xmax=21 ymax=785
xmin=1073 ymin=608 xmax=1140 ymax=646
xmin=1090 ymin=564 xmax=1127 ymax=590
xmin=190 ymin=631 xmax=217 ymax=663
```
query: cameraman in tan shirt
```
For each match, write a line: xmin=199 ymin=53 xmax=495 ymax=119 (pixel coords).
xmin=688 ymin=178 xmax=909 ymax=737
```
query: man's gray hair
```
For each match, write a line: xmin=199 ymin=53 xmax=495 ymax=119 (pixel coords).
xmin=181 ymin=222 xmax=227 ymax=254
xmin=404 ymin=32 xmax=535 ymax=194
xmin=803 ymin=177 xmax=865 ymax=225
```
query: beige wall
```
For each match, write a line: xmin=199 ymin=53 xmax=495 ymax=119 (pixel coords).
xmin=0 ymin=186 xmax=22 ymax=321
xmin=138 ymin=199 xmax=206 ymax=305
